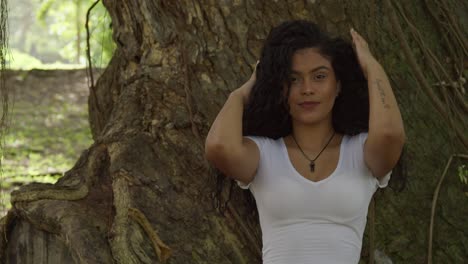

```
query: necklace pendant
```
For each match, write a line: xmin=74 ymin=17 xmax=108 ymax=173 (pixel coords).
xmin=310 ymin=161 xmax=315 ymax=172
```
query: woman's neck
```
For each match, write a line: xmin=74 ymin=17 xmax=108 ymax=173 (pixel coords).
xmin=289 ymin=121 xmax=336 ymax=151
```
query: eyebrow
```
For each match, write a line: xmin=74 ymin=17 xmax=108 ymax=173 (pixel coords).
xmin=290 ymin=66 xmax=331 ymax=75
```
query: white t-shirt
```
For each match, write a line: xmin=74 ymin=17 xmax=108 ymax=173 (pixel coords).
xmin=237 ymin=132 xmax=391 ymax=264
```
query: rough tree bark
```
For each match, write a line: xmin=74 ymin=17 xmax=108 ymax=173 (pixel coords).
xmin=1 ymin=0 xmax=467 ymax=263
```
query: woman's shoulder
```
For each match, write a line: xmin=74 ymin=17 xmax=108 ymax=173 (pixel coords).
xmin=342 ymin=132 xmax=368 ymax=146
xmin=244 ymin=135 xmax=283 ymax=151
xmin=245 ymin=135 xmax=281 ymax=141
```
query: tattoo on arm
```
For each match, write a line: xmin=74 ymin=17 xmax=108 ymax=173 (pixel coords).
xmin=375 ymin=79 xmax=391 ymax=109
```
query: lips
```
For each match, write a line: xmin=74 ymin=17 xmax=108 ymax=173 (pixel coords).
xmin=299 ymin=101 xmax=320 ymax=109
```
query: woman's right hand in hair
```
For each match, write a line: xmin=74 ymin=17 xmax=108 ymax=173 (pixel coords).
xmin=236 ymin=60 xmax=259 ymax=105
xmin=205 ymin=60 xmax=261 ymax=186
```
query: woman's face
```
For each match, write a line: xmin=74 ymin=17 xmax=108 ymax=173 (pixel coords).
xmin=286 ymin=48 xmax=339 ymax=126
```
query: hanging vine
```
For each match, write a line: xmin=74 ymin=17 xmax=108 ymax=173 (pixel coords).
xmin=384 ymin=0 xmax=468 ymax=263
xmin=384 ymin=0 xmax=467 ymax=149
xmin=0 ymin=0 xmax=11 ymax=216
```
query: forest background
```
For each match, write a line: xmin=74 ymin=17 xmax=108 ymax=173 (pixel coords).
xmin=1 ymin=0 xmax=113 ymax=214
xmin=0 ymin=0 xmax=467 ymax=263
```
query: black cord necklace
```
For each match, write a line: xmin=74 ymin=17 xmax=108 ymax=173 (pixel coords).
xmin=291 ymin=131 xmax=336 ymax=173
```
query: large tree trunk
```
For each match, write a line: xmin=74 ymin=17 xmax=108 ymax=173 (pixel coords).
xmin=1 ymin=0 xmax=467 ymax=263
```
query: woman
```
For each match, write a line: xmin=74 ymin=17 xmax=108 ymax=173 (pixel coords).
xmin=205 ymin=20 xmax=405 ymax=264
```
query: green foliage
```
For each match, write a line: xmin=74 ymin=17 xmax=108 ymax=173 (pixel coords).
xmin=8 ymin=48 xmax=83 ymax=69
xmin=36 ymin=0 xmax=55 ymax=25
xmin=8 ymin=48 xmax=43 ymax=68
xmin=9 ymin=0 xmax=115 ymax=69
xmin=458 ymin=164 xmax=468 ymax=197
xmin=458 ymin=164 xmax=468 ymax=184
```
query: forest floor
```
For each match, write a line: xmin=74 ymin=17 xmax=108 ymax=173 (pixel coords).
xmin=1 ymin=69 xmax=101 ymax=216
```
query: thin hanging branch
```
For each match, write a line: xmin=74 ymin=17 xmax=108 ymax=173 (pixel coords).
xmin=383 ymin=0 xmax=468 ymax=150
xmin=86 ymin=0 xmax=103 ymax=128
xmin=86 ymin=0 xmax=101 ymax=88
xmin=428 ymin=154 xmax=468 ymax=264
xmin=394 ymin=1 xmax=468 ymax=115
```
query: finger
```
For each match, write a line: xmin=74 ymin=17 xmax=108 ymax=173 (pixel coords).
xmin=350 ymin=29 xmax=367 ymax=54
xmin=351 ymin=28 xmax=366 ymax=43
xmin=252 ymin=60 xmax=259 ymax=74
xmin=350 ymin=28 xmax=357 ymax=41
xmin=351 ymin=37 xmax=357 ymax=49
xmin=350 ymin=28 xmax=361 ymax=46
xmin=351 ymin=28 xmax=363 ymax=39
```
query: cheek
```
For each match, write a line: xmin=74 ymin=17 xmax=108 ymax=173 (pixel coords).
xmin=324 ymin=84 xmax=338 ymax=98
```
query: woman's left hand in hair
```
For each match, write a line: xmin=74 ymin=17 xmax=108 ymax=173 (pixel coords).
xmin=350 ymin=28 xmax=378 ymax=79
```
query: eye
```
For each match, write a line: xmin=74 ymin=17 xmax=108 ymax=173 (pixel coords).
xmin=314 ymin=73 xmax=327 ymax=80
xmin=290 ymin=76 xmax=301 ymax=84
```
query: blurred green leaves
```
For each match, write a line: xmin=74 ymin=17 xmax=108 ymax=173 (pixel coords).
xmin=458 ymin=165 xmax=467 ymax=185
xmin=9 ymin=0 xmax=115 ymax=69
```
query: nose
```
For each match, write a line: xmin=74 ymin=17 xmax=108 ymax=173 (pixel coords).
xmin=301 ymin=79 xmax=315 ymax=95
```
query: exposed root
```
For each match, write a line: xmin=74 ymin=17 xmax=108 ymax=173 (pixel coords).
xmin=109 ymin=169 xmax=140 ymax=264
xmin=129 ymin=207 xmax=171 ymax=263
xmin=0 ymin=144 xmax=111 ymax=262
xmin=7 ymin=199 xmax=115 ymax=263
xmin=10 ymin=184 xmax=88 ymax=204
xmin=9 ymin=144 xmax=108 ymax=205
xmin=110 ymin=168 xmax=171 ymax=263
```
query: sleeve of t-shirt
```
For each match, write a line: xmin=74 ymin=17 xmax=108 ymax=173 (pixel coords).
xmin=236 ymin=136 xmax=266 ymax=190
xmin=356 ymin=132 xmax=391 ymax=189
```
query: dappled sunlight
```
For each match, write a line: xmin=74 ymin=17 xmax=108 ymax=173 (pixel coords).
xmin=1 ymin=69 xmax=95 ymax=215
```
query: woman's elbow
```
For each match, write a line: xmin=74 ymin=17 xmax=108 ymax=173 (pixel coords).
xmin=383 ymin=129 xmax=406 ymax=150
xmin=204 ymin=140 xmax=227 ymax=163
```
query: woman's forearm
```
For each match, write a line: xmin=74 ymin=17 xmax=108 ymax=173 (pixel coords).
xmin=205 ymin=87 xmax=248 ymax=153
xmin=367 ymin=61 xmax=405 ymax=140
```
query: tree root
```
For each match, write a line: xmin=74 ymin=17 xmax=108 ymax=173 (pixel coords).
xmin=10 ymin=184 xmax=88 ymax=204
xmin=9 ymin=144 xmax=109 ymax=205
xmin=110 ymin=169 xmax=171 ymax=263
xmin=129 ymin=207 xmax=171 ymax=263
xmin=4 ymin=133 xmax=170 ymax=263
xmin=0 ymin=199 xmax=115 ymax=263
xmin=0 ymin=144 xmax=110 ymax=263
xmin=109 ymin=170 xmax=140 ymax=264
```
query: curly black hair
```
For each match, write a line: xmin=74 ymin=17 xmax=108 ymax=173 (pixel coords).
xmin=213 ymin=20 xmax=406 ymax=216
xmin=244 ymin=20 xmax=369 ymax=138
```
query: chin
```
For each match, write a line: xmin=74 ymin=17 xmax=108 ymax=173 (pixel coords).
xmin=292 ymin=112 xmax=330 ymax=126
xmin=295 ymin=116 xmax=322 ymax=125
